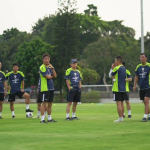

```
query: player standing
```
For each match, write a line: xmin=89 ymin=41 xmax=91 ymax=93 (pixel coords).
xmin=65 ymin=59 xmax=82 ymax=120
xmin=39 ymin=54 xmax=57 ymax=123
xmin=133 ymin=53 xmax=150 ymax=122
xmin=0 ymin=62 xmax=7 ymax=119
xmin=110 ymin=56 xmax=128 ymax=122
xmin=6 ymin=63 xmax=34 ymax=118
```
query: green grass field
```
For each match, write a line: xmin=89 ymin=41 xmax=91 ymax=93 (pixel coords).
xmin=0 ymin=103 xmax=150 ymax=150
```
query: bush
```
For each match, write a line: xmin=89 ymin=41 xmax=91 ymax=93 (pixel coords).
xmin=81 ymin=90 xmax=100 ymax=103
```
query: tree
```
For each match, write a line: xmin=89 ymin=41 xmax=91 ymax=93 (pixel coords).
xmin=15 ymin=39 xmax=55 ymax=86
xmin=44 ymin=0 xmax=80 ymax=101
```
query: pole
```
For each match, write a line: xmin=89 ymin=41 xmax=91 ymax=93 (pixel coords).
xmin=141 ymin=0 xmax=144 ymax=53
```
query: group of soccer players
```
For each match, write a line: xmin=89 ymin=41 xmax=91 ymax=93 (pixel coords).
xmin=1 ymin=52 xmax=150 ymax=123
xmin=110 ymin=53 xmax=150 ymax=122
xmin=0 ymin=53 xmax=82 ymax=124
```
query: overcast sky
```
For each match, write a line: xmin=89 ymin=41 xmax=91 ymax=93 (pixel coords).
xmin=0 ymin=0 xmax=149 ymax=39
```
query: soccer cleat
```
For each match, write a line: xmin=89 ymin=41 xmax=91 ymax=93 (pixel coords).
xmin=141 ymin=118 xmax=147 ymax=122
xmin=12 ymin=115 xmax=15 ymax=119
xmin=40 ymin=120 xmax=47 ymax=123
xmin=47 ymin=119 xmax=57 ymax=123
xmin=147 ymin=117 xmax=150 ymax=121
xmin=71 ymin=117 xmax=79 ymax=120
xmin=128 ymin=115 xmax=132 ymax=118
xmin=0 ymin=116 xmax=3 ymax=119
xmin=66 ymin=117 xmax=73 ymax=121
xmin=26 ymin=109 xmax=34 ymax=112
xmin=123 ymin=115 xmax=125 ymax=118
xmin=114 ymin=119 xmax=123 ymax=123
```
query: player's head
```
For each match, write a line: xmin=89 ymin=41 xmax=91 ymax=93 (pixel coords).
xmin=140 ymin=53 xmax=147 ymax=63
xmin=70 ymin=59 xmax=77 ymax=69
xmin=13 ymin=63 xmax=19 ymax=72
xmin=122 ymin=62 xmax=125 ymax=66
xmin=42 ymin=53 xmax=50 ymax=66
xmin=0 ymin=62 xmax=2 ymax=70
xmin=115 ymin=56 xmax=122 ymax=66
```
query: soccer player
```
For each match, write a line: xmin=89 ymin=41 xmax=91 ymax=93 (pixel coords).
xmin=133 ymin=53 xmax=150 ymax=122
xmin=65 ymin=59 xmax=82 ymax=120
xmin=110 ymin=56 xmax=128 ymax=122
xmin=0 ymin=62 xmax=7 ymax=119
xmin=109 ymin=62 xmax=132 ymax=118
xmin=6 ymin=63 xmax=34 ymax=118
xmin=122 ymin=62 xmax=132 ymax=118
xmin=39 ymin=53 xmax=57 ymax=123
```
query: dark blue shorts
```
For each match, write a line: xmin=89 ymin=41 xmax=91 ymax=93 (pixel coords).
xmin=67 ymin=90 xmax=81 ymax=102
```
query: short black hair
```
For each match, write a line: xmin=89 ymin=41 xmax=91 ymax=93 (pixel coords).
xmin=42 ymin=53 xmax=50 ymax=60
xmin=116 ymin=56 xmax=123 ymax=63
xmin=140 ymin=53 xmax=147 ymax=58
xmin=12 ymin=63 xmax=19 ymax=67
xmin=122 ymin=62 xmax=125 ymax=66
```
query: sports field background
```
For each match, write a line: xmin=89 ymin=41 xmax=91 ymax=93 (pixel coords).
xmin=0 ymin=103 xmax=150 ymax=150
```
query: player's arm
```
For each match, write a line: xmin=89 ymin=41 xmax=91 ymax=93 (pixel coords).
xmin=66 ymin=80 xmax=71 ymax=91
xmin=133 ymin=76 xmax=138 ymax=92
xmin=52 ymin=69 xmax=57 ymax=78
xmin=21 ymin=80 xmax=25 ymax=92
xmin=45 ymin=75 xmax=53 ymax=79
xmin=4 ymin=81 xmax=7 ymax=95
xmin=79 ymin=81 xmax=82 ymax=89
xmin=126 ymin=70 xmax=132 ymax=82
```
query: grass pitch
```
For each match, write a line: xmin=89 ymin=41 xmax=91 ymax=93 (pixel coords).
xmin=0 ymin=103 xmax=150 ymax=150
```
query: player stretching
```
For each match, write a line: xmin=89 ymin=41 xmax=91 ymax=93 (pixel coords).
xmin=133 ymin=53 xmax=150 ymax=122
xmin=6 ymin=63 xmax=34 ymax=118
xmin=110 ymin=56 xmax=130 ymax=122
xmin=65 ymin=59 xmax=82 ymax=120
xmin=39 ymin=54 xmax=57 ymax=123
xmin=0 ymin=62 xmax=7 ymax=119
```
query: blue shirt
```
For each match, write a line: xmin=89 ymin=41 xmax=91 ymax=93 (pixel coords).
xmin=135 ymin=63 xmax=150 ymax=90
xmin=39 ymin=64 xmax=54 ymax=92
xmin=0 ymin=71 xmax=6 ymax=93
xmin=111 ymin=65 xmax=127 ymax=92
xmin=6 ymin=71 xmax=25 ymax=94
xmin=65 ymin=68 xmax=82 ymax=91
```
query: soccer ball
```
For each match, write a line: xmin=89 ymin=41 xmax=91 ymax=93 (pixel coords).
xmin=26 ymin=112 xmax=33 ymax=118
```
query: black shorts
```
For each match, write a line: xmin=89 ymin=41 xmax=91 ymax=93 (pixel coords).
xmin=67 ymin=90 xmax=81 ymax=102
xmin=113 ymin=92 xmax=126 ymax=101
xmin=0 ymin=93 xmax=5 ymax=101
xmin=36 ymin=92 xmax=42 ymax=103
xmin=124 ymin=92 xmax=129 ymax=101
xmin=8 ymin=91 xmax=25 ymax=102
xmin=40 ymin=90 xmax=54 ymax=102
xmin=140 ymin=89 xmax=150 ymax=100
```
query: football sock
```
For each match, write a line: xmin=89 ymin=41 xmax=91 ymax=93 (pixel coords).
xmin=148 ymin=114 xmax=150 ymax=117
xmin=0 ymin=112 xmax=1 ymax=116
xmin=144 ymin=114 xmax=147 ymax=118
xmin=72 ymin=112 xmax=75 ymax=117
xmin=48 ymin=115 xmax=52 ymax=120
xmin=12 ymin=111 xmax=15 ymax=116
xmin=37 ymin=111 xmax=40 ymax=116
xmin=41 ymin=115 xmax=45 ymax=121
xmin=26 ymin=104 xmax=29 ymax=110
xmin=128 ymin=110 xmax=131 ymax=115
xmin=66 ymin=113 xmax=69 ymax=118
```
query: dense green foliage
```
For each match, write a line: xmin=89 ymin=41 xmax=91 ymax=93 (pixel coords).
xmin=0 ymin=0 xmax=149 ymax=101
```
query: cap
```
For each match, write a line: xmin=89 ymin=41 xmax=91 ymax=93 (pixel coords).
xmin=70 ymin=59 xmax=77 ymax=64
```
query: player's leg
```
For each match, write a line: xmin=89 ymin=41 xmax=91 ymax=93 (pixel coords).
xmin=71 ymin=90 xmax=81 ymax=119
xmin=21 ymin=92 xmax=34 ymax=112
xmin=125 ymin=100 xmax=132 ymax=118
xmin=0 ymin=101 xmax=3 ymax=119
xmin=66 ymin=90 xmax=74 ymax=120
xmin=114 ymin=92 xmax=124 ymax=122
xmin=0 ymin=93 xmax=4 ymax=119
xmin=40 ymin=91 xmax=48 ymax=123
xmin=141 ymin=97 xmax=149 ymax=122
xmin=8 ymin=94 xmax=15 ymax=118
